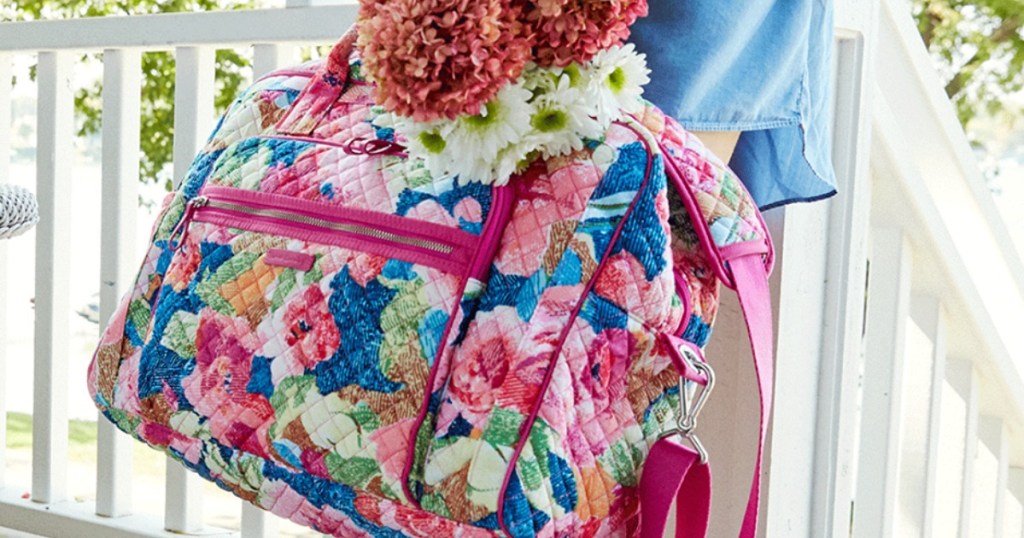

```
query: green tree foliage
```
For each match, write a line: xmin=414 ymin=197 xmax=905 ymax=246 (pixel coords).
xmin=913 ymin=0 xmax=1024 ymax=127
xmin=2 ymin=0 xmax=256 ymax=190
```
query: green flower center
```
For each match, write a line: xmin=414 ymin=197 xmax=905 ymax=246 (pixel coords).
xmin=562 ymin=64 xmax=582 ymax=88
xmin=418 ymin=130 xmax=446 ymax=154
xmin=463 ymin=101 xmax=502 ymax=130
xmin=531 ymin=107 xmax=569 ymax=133
xmin=607 ymin=67 xmax=627 ymax=94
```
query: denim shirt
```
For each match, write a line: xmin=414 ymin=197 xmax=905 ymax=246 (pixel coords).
xmin=630 ymin=0 xmax=836 ymax=210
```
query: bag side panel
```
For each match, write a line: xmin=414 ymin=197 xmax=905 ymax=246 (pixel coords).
xmin=414 ymin=122 xmax=665 ymax=532
xmin=498 ymin=150 xmax=705 ymax=537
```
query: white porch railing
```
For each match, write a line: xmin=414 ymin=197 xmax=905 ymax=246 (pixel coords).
xmin=2 ymin=0 xmax=1024 ymax=537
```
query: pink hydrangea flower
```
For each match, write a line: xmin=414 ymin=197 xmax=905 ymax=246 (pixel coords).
xmin=357 ymin=0 xmax=533 ymax=122
xmin=527 ymin=0 xmax=649 ymax=67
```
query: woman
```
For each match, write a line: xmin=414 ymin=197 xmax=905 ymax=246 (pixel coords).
xmin=630 ymin=0 xmax=837 ymax=209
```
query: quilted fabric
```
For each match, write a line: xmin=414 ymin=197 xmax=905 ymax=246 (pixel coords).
xmin=89 ymin=50 xmax=770 ymax=537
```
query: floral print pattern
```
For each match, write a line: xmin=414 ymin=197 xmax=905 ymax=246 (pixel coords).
xmin=89 ymin=50 xmax=769 ymax=537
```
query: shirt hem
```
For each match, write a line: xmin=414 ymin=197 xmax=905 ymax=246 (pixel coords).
xmin=759 ymin=189 xmax=837 ymax=212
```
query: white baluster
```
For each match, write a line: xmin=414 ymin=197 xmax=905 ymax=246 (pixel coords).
xmin=96 ymin=47 xmax=142 ymax=519
xmin=932 ymin=358 xmax=975 ymax=536
xmin=755 ymin=199 xmax=828 ymax=537
xmin=913 ymin=296 xmax=947 ymax=537
xmin=242 ymin=502 xmax=278 ymax=538
xmin=32 ymin=50 xmax=74 ymax=505
xmin=0 ymin=51 xmax=11 ymax=489
xmin=253 ymin=44 xmax=293 ymax=79
xmin=164 ymin=45 xmax=214 ymax=534
xmin=957 ymin=360 xmax=981 ymax=538
xmin=1006 ymin=468 xmax=1024 ymax=538
xmin=973 ymin=417 xmax=1008 ymax=538
xmin=893 ymin=294 xmax=944 ymax=536
xmin=853 ymin=227 xmax=913 ymax=538
xmin=170 ymin=46 xmax=214 ymax=192
xmin=795 ymin=26 xmax=876 ymax=538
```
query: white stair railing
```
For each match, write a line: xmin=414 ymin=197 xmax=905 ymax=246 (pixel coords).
xmin=3 ymin=1 xmax=1024 ymax=537
xmin=0 ymin=5 xmax=357 ymax=537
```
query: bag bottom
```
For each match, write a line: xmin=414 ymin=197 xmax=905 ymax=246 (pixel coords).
xmin=102 ymin=408 xmax=497 ymax=538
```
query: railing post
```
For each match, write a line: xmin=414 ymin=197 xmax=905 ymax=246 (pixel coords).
xmin=32 ymin=50 xmax=74 ymax=506
xmin=852 ymin=227 xmax=912 ymax=538
xmin=164 ymin=45 xmax=215 ymax=533
xmin=1007 ymin=468 xmax=1024 ymax=537
xmin=891 ymin=294 xmax=945 ymax=535
xmin=956 ymin=359 xmax=981 ymax=538
xmin=0 ymin=51 xmax=11 ymax=490
xmin=932 ymin=358 xmax=976 ymax=535
xmin=241 ymin=503 xmax=279 ymax=538
xmin=253 ymin=44 xmax=293 ymax=79
xmin=794 ymin=4 xmax=881 ymax=535
xmin=170 ymin=46 xmax=214 ymax=192
xmin=974 ymin=416 xmax=1009 ymax=537
xmin=754 ymin=202 xmax=829 ymax=538
xmin=914 ymin=295 xmax=947 ymax=537
xmin=96 ymin=47 xmax=142 ymax=519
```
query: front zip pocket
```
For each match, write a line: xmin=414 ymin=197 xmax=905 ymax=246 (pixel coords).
xmin=147 ymin=184 xmax=494 ymax=507
xmin=172 ymin=185 xmax=480 ymax=277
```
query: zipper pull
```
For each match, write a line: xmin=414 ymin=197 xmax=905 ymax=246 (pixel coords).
xmin=169 ymin=196 xmax=208 ymax=252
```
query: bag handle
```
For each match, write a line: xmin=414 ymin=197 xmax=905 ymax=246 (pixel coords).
xmin=275 ymin=26 xmax=358 ymax=136
xmin=639 ymin=142 xmax=776 ymax=538
xmin=639 ymin=259 xmax=772 ymax=538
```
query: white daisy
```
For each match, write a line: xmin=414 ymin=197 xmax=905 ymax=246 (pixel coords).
xmin=524 ymin=63 xmax=589 ymax=95
xmin=391 ymin=118 xmax=454 ymax=178
xmin=585 ymin=43 xmax=651 ymax=124
xmin=492 ymin=140 xmax=537 ymax=186
xmin=530 ymin=74 xmax=604 ymax=159
xmin=446 ymin=81 xmax=533 ymax=178
xmin=521 ymin=62 xmax=557 ymax=94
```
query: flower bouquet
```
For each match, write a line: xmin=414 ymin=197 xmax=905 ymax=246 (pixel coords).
xmin=356 ymin=0 xmax=652 ymax=185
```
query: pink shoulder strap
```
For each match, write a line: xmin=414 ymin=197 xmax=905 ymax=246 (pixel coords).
xmin=641 ymin=143 xmax=775 ymax=537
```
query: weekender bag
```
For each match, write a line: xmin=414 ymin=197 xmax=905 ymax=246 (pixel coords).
xmin=89 ymin=27 xmax=775 ymax=538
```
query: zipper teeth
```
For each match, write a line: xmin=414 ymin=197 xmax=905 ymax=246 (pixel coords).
xmin=199 ymin=198 xmax=454 ymax=255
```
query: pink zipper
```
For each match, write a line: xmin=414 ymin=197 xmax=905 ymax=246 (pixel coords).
xmin=174 ymin=186 xmax=481 ymax=277
xmin=256 ymin=134 xmax=407 ymax=157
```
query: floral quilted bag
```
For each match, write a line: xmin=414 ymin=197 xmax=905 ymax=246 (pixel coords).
xmin=90 ymin=5 xmax=775 ymax=537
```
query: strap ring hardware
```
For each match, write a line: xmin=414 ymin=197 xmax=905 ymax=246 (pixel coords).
xmin=664 ymin=347 xmax=716 ymax=464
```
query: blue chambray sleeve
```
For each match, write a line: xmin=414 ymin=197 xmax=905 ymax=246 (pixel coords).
xmin=630 ymin=0 xmax=837 ymax=210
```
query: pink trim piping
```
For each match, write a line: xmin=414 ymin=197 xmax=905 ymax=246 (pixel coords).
xmin=495 ymin=122 xmax=656 ymax=535
xmin=397 ymin=273 xmax=471 ymax=507
xmin=658 ymin=139 xmax=774 ymax=289
xmin=399 ymin=183 xmax=516 ymax=507
xmin=255 ymin=70 xmax=316 ymax=83
xmin=673 ymin=270 xmax=692 ymax=337
xmin=469 ymin=185 xmax=515 ymax=281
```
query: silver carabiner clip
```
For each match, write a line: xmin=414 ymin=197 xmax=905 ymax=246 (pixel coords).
xmin=661 ymin=345 xmax=716 ymax=464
